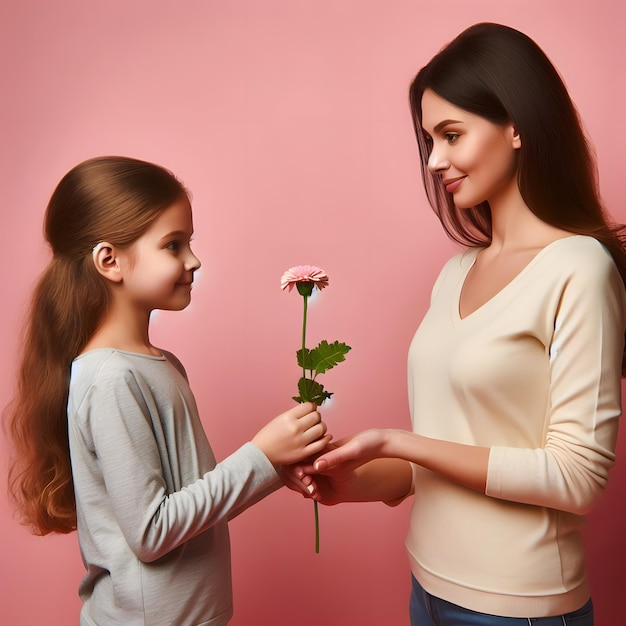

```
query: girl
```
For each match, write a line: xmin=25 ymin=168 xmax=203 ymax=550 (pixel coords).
xmin=294 ymin=23 xmax=626 ymax=625
xmin=6 ymin=156 xmax=331 ymax=626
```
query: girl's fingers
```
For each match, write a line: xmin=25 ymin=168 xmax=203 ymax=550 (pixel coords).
xmin=303 ymin=420 xmax=327 ymax=442
xmin=298 ymin=409 xmax=322 ymax=431
xmin=305 ymin=433 xmax=333 ymax=455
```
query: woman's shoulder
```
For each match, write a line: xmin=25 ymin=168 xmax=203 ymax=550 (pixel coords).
xmin=427 ymin=247 xmax=480 ymax=301
xmin=533 ymin=237 xmax=625 ymax=310
xmin=541 ymin=235 xmax=617 ymax=275
xmin=440 ymin=246 xmax=481 ymax=273
xmin=546 ymin=234 xmax=606 ymax=253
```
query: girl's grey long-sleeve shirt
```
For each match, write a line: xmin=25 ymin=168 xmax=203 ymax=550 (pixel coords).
xmin=68 ymin=348 xmax=281 ymax=626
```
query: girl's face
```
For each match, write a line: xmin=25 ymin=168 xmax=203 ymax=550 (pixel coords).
xmin=117 ymin=196 xmax=201 ymax=314
xmin=420 ymin=89 xmax=521 ymax=209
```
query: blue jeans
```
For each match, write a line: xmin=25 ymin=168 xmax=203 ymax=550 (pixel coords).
xmin=409 ymin=576 xmax=594 ymax=625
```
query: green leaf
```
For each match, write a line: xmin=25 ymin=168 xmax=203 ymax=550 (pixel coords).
xmin=310 ymin=340 xmax=351 ymax=375
xmin=292 ymin=377 xmax=333 ymax=405
xmin=296 ymin=348 xmax=316 ymax=371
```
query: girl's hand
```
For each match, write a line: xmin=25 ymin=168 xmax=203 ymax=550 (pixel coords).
xmin=280 ymin=441 xmax=338 ymax=498
xmin=280 ymin=462 xmax=317 ymax=497
xmin=252 ymin=402 xmax=332 ymax=466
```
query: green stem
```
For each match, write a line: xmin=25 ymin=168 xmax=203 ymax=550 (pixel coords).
xmin=301 ymin=294 xmax=308 ymax=382
xmin=301 ymin=292 xmax=320 ymax=553
xmin=314 ymin=500 xmax=319 ymax=553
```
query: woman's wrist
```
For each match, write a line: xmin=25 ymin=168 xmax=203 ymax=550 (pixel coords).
xmin=380 ymin=428 xmax=414 ymax=460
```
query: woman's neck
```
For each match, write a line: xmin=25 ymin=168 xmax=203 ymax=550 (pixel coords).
xmin=487 ymin=187 xmax=569 ymax=252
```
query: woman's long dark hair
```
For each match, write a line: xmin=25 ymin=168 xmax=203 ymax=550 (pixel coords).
xmin=409 ymin=22 xmax=626 ymax=371
xmin=410 ymin=24 xmax=626 ymax=258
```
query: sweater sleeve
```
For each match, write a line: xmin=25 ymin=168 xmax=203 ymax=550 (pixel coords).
xmin=486 ymin=246 xmax=624 ymax=515
xmin=80 ymin=370 xmax=281 ymax=562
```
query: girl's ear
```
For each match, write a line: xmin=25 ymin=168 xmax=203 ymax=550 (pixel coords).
xmin=92 ymin=242 xmax=123 ymax=283
xmin=511 ymin=125 xmax=522 ymax=150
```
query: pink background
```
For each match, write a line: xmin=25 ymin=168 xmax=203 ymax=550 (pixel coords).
xmin=1 ymin=1 xmax=624 ymax=624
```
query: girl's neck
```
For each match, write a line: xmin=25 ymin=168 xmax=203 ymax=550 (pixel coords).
xmin=81 ymin=306 xmax=158 ymax=356
xmin=80 ymin=336 xmax=161 ymax=357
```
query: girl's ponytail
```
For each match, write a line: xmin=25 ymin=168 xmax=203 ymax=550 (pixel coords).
xmin=7 ymin=255 xmax=107 ymax=534
xmin=5 ymin=155 xmax=187 ymax=535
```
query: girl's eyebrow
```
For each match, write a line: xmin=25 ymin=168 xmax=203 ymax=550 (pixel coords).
xmin=159 ymin=230 xmax=190 ymax=242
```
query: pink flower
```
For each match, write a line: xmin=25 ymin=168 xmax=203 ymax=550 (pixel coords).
xmin=280 ymin=265 xmax=329 ymax=292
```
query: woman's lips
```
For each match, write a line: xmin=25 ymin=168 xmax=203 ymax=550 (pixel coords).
xmin=444 ymin=177 xmax=465 ymax=193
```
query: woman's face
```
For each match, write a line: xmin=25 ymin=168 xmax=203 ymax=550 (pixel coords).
xmin=420 ymin=89 xmax=521 ymax=209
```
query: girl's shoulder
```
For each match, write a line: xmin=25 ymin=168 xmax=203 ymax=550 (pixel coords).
xmin=159 ymin=348 xmax=189 ymax=380
xmin=74 ymin=347 xmax=167 ymax=366
xmin=72 ymin=348 xmax=189 ymax=387
xmin=69 ymin=348 xmax=190 ymax=408
xmin=71 ymin=348 xmax=167 ymax=385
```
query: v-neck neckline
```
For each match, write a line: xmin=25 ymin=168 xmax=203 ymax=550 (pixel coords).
xmin=455 ymin=235 xmax=582 ymax=322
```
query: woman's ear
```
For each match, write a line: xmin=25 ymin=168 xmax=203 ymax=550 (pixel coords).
xmin=92 ymin=242 xmax=122 ymax=283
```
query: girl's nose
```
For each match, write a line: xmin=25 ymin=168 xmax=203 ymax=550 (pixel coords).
xmin=185 ymin=250 xmax=201 ymax=271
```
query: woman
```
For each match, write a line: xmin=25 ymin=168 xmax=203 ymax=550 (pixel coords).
xmin=294 ymin=23 xmax=626 ymax=625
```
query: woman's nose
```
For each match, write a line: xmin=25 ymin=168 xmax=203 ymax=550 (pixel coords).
xmin=427 ymin=145 xmax=449 ymax=172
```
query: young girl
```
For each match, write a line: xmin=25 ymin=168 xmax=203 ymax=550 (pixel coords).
xmin=293 ymin=23 xmax=626 ymax=625
xmin=6 ymin=156 xmax=331 ymax=626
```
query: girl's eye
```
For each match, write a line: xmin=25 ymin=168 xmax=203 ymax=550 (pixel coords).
xmin=445 ymin=133 xmax=460 ymax=144
xmin=166 ymin=241 xmax=180 ymax=252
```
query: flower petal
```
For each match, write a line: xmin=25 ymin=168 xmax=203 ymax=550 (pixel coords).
xmin=280 ymin=265 xmax=329 ymax=291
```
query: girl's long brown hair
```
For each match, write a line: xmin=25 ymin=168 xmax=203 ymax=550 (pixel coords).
xmin=5 ymin=156 xmax=187 ymax=534
xmin=409 ymin=23 xmax=626 ymax=373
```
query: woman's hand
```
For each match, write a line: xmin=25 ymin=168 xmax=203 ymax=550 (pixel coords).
xmin=284 ymin=426 xmax=490 ymax=505
xmin=251 ymin=402 xmax=332 ymax=466
xmin=283 ymin=431 xmax=413 ymax=506
xmin=279 ymin=440 xmax=353 ymax=505
xmin=283 ymin=459 xmax=358 ymax=506
xmin=313 ymin=429 xmax=387 ymax=473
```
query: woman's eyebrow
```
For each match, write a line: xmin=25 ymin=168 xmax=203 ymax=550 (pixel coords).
xmin=433 ymin=119 xmax=463 ymax=133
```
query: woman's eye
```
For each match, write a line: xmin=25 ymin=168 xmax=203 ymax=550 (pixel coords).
xmin=166 ymin=241 xmax=180 ymax=252
xmin=445 ymin=133 xmax=460 ymax=144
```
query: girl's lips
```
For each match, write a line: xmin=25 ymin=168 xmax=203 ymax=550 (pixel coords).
xmin=444 ymin=177 xmax=465 ymax=193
